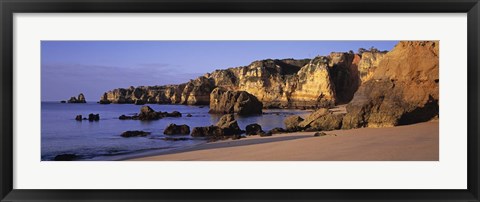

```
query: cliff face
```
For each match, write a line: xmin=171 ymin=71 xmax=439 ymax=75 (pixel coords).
xmin=100 ymin=51 xmax=386 ymax=109
xmin=342 ymin=41 xmax=439 ymax=128
xmin=209 ymin=87 xmax=263 ymax=115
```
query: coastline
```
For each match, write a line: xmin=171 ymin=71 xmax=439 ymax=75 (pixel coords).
xmin=127 ymin=120 xmax=439 ymax=161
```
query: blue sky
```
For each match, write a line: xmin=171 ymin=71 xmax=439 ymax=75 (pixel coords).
xmin=41 ymin=41 xmax=398 ymax=101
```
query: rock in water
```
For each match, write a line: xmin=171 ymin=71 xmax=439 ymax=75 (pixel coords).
xmin=215 ymin=114 xmax=242 ymax=133
xmin=138 ymin=106 xmax=160 ymax=120
xmin=54 ymin=154 xmax=78 ymax=161
xmin=191 ymin=126 xmax=223 ymax=137
xmin=191 ymin=114 xmax=243 ymax=140
xmin=99 ymin=92 xmax=111 ymax=104
xmin=121 ymin=130 xmax=151 ymax=137
xmin=88 ymin=113 xmax=100 ymax=121
xmin=209 ymin=87 xmax=263 ymax=115
xmin=67 ymin=93 xmax=87 ymax=103
xmin=284 ymin=115 xmax=304 ymax=132
xmin=245 ymin=123 xmax=264 ymax=136
xmin=342 ymin=41 xmax=439 ymax=129
xmin=166 ymin=111 xmax=182 ymax=117
xmin=164 ymin=124 xmax=190 ymax=135
xmin=75 ymin=115 xmax=82 ymax=121
xmin=119 ymin=106 xmax=182 ymax=120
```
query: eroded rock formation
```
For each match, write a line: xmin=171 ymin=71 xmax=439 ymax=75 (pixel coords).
xmin=284 ymin=108 xmax=344 ymax=132
xmin=68 ymin=93 xmax=86 ymax=103
xmin=342 ymin=41 xmax=439 ymax=128
xmin=209 ymin=88 xmax=263 ymax=115
xmin=100 ymin=52 xmax=384 ymax=109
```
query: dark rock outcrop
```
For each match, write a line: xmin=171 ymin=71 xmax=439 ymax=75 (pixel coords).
xmin=191 ymin=126 xmax=224 ymax=138
xmin=99 ymin=92 xmax=111 ymax=104
xmin=88 ymin=113 xmax=100 ymax=121
xmin=54 ymin=154 xmax=79 ymax=161
xmin=164 ymin=124 xmax=190 ymax=135
xmin=60 ymin=100 xmax=66 ymax=103
xmin=162 ymin=137 xmax=190 ymax=141
xmin=268 ymin=127 xmax=286 ymax=134
xmin=75 ymin=115 xmax=82 ymax=121
xmin=298 ymin=108 xmax=343 ymax=131
xmin=314 ymin=132 xmax=327 ymax=137
xmin=284 ymin=115 xmax=304 ymax=132
xmin=67 ymin=93 xmax=86 ymax=103
xmin=215 ymin=114 xmax=242 ymax=134
xmin=209 ymin=88 xmax=263 ymax=115
xmin=190 ymin=114 xmax=243 ymax=140
xmin=119 ymin=106 xmax=182 ymax=120
xmin=342 ymin=41 xmax=439 ymax=129
xmin=134 ymin=99 xmax=145 ymax=105
xmin=121 ymin=130 xmax=151 ymax=137
xmin=283 ymin=108 xmax=343 ymax=132
xmin=245 ymin=123 xmax=265 ymax=136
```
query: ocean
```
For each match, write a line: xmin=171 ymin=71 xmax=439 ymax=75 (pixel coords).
xmin=41 ymin=102 xmax=309 ymax=161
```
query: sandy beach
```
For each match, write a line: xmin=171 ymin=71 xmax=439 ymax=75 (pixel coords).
xmin=130 ymin=121 xmax=438 ymax=161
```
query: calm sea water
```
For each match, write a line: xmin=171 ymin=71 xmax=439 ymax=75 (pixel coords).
xmin=41 ymin=102 xmax=309 ymax=161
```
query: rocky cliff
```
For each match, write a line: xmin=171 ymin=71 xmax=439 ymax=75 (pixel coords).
xmin=342 ymin=41 xmax=439 ymax=128
xmin=100 ymin=51 xmax=386 ymax=109
xmin=209 ymin=87 xmax=263 ymax=115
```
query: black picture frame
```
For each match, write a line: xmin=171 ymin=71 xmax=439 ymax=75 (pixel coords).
xmin=1 ymin=0 xmax=479 ymax=201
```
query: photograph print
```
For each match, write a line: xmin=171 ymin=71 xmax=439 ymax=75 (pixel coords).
xmin=41 ymin=40 xmax=439 ymax=161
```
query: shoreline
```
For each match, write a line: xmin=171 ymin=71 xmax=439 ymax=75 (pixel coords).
xmin=128 ymin=120 xmax=439 ymax=161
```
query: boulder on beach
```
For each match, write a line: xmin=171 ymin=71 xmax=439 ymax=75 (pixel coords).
xmin=164 ymin=124 xmax=190 ymax=135
xmin=67 ymin=93 xmax=87 ymax=103
xmin=283 ymin=108 xmax=343 ymax=132
xmin=209 ymin=87 xmax=263 ymax=115
xmin=268 ymin=127 xmax=286 ymax=134
xmin=284 ymin=115 xmax=304 ymax=132
xmin=245 ymin=123 xmax=265 ymax=136
xmin=299 ymin=108 xmax=343 ymax=131
xmin=121 ymin=130 xmax=151 ymax=137
xmin=313 ymin=132 xmax=327 ymax=137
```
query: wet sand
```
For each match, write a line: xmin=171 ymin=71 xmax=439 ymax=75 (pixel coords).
xmin=130 ymin=121 xmax=438 ymax=161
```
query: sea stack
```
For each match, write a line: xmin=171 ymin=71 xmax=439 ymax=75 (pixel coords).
xmin=67 ymin=93 xmax=87 ymax=103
